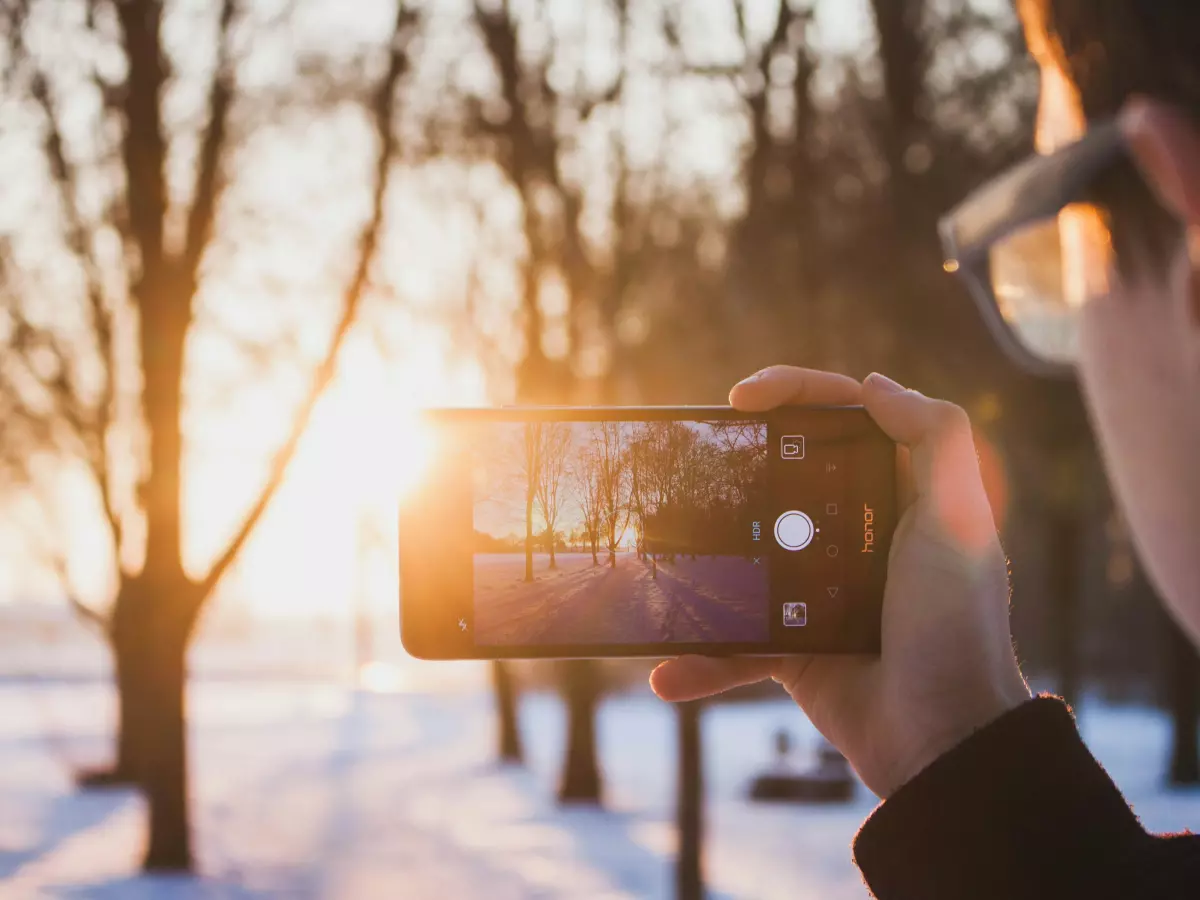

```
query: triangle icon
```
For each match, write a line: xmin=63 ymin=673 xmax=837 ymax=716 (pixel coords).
xmin=827 ymin=587 xmax=839 ymax=598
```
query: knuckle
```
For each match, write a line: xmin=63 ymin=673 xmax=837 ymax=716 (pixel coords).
xmin=928 ymin=399 xmax=971 ymax=434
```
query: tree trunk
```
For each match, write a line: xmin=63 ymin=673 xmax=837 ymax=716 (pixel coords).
xmin=110 ymin=578 xmax=195 ymax=872
xmin=591 ymin=538 xmax=598 ymax=566
xmin=558 ymin=660 xmax=602 ymax=803
xmin=868 ymin=0 xmax=932 ymax=233
xmin=493 ymin=660 xmax=524 ymax=763
xmin=139 ymin=627 xmax=191 ymax=870
xmin=112 ymin=648 xmax=143 ymax=781
xmin=676 ymin=700 xmax=704 ymax=900
xmin=549 ymin=534 xmax=557 ymax=569
xmin=1167 ymin=615 xmax=1200 ymax=785
xmin=524 ymin=491 xmax=535 ymax=582
xmin=77 ymin=628 xmax=142 ymax=788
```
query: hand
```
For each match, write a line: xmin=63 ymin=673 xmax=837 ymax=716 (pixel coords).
xmin=651 ymin=367 xmax=1031 ymax=798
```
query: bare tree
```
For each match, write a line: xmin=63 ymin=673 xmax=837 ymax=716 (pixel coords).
xmin=557 ymin=657 xmax=604 ymax=803
xmin=632 ymin=421 xmax=696 ymax=560
xmin=520 ymin=423 xmax=543 ymax=581
xmin=468 ymin=0 xmax=624 ymax=398
xmin=484 ymin=420 xmax=548 ymax=765
xmin=492 ymin=655 xmax=524 ymax=764
xmin=534 ymin=423 xmax=572 ymax=569
xmin=589 ymin=422 xmax=631 ymax=567
xmin=0 ymin=0 xmax=419 ymax=871
xmin=572 ymin=446 xmax=604 ymax=566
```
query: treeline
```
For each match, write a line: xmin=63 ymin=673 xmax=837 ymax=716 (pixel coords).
xmin=474 ymin=530 xmax=575 ymax=554
xmin=505 ymin=421 xmax=768 ymax=569
xmin=631 ymin=422 xmax=767 ymax=559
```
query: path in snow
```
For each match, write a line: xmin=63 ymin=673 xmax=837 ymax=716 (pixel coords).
xmin=474 ymin=554 xmax=767 ymax=645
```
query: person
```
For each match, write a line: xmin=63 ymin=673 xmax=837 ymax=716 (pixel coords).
xmin=650 ymin=1 xmax=1200 ymax=896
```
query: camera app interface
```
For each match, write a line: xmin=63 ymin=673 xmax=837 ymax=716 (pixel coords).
xmin=471 ymin=420 xmax=770 ymax=645
xmin=461 ymin=411 xmax=889 ymax=650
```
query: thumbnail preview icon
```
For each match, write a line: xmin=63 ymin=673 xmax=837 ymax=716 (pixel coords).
xmin=783 ymin=602 xmax=807 ymax=627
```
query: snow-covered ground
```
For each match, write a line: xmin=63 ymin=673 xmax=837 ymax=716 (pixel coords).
xmin=474 ymin=553 xmax=768 ymax=646
xmin=2 ymin=672 xmax=1199 ymax=899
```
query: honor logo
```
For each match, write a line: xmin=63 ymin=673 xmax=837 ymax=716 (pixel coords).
xmin=862 ymin=504 xmax=875 ymax=553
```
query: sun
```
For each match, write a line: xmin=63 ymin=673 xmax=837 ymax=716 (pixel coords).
xmin=326 ymin=365 xmax=438 ymax=508
xmin=388 ymin=409 xmax=437 ymax=502
xmin=193 ymin=336 xmax=477 ymax=620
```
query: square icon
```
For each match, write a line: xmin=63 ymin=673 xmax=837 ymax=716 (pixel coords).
xmin=782 ymin=602 xmax=807 ymax=627
xmin=780 ymin=435 xmax=805 ymax=460
xmin=826 ymin=502 xmax=838 ymax=516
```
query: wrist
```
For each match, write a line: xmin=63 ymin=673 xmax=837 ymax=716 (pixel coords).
xmin=880 ymin=675 xmax=1031 ymax=798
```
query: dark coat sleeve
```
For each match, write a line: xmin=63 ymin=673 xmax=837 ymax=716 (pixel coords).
xmin=852 ymin=696 xmax=1200 ymax=899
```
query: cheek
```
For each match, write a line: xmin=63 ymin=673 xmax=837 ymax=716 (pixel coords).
xmin=1078 ymin=293 xmax=1200 ymax=637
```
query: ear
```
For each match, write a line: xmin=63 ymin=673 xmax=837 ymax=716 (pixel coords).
xmin=1120 ymin=97 xmax=1200 ymax=325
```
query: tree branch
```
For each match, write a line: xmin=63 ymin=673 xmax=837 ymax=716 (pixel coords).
xmin=194 ymin=2 xmax=418 ymax=605
xmin=19 ymin=497 xmax=112 ymax=635
xmin=28 ymin=66 xmax=123 ymax=554
xmin=0 ymin=0 xmax=30 ymax=90
xmin=66 ymin=589 xmax=110 ymax=635
xmin=114 ymin=0 xmax=169 ymax=284
xmin=182 ymin=0 xmax=236 ymax=279
xmin=732 ymin=0 xmax=748 ymax=50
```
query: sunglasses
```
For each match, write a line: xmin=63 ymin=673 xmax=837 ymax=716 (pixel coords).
xmin=939 ymin=118 xmax=1128 ymax=377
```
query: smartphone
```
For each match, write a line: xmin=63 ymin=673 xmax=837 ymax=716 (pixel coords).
xmin=399 ymin=406 xmax=897 ymax=659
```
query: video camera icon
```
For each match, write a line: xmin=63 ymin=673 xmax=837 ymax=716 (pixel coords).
xmin=780 ymin=435 xmax=805 ymax=460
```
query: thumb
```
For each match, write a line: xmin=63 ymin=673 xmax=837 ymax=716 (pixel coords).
xmin=861 ymin=373 xmax=970 ymax=448
xmin=862 ymin=373 xmax=996 ymax=554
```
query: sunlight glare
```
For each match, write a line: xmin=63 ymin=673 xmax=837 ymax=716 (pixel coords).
xmin=390 ymin=409 xmax=438 ymax=503
xmin=358 ymin=660 xmax=411 ymax=693
xmin=324 ymin=351 xmax=439 ymax=509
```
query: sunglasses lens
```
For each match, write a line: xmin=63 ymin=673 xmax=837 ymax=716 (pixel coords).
xmin=988 ymin=218 xmax=1080 ymax=364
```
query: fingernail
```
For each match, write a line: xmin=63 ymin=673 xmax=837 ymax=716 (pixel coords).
xmin=736 ymin=369 xmax=769 ymax=387
xmin=865 ymin=372 xmax=905 ymax=393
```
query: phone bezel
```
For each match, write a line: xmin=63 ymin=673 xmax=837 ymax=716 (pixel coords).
xmin=399 ymin=405 xmax=895 ymax=660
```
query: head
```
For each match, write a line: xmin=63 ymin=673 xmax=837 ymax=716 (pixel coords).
xmin=1017 ymin=1 xmax=1200 ymax=637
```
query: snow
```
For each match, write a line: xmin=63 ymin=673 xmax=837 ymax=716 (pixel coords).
xmin=2 ymin=673 xmax=1200 ymax=899
xmin=474 ymin=553 xmax=767 ymax=645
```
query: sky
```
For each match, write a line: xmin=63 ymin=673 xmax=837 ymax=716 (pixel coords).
xmin=0 ymin=0 xmax=878 ymax=620
xmin=472 ymin=419 xmax=765 ymax=546
xmin=473 ymin=423 xmax=593 ymax=542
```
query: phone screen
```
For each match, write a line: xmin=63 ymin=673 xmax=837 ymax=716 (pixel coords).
xmin=399 ymin=407 xmax=896 ymax=658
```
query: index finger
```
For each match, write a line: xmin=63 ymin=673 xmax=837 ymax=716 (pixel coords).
xmin=650 ymin=656 xmax=783 ymax=702
xmin=730 ymin=366 xmax=864 ymax=411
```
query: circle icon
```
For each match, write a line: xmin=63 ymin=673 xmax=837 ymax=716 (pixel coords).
xmin=774 ymin=510 xmax=814 ymax=551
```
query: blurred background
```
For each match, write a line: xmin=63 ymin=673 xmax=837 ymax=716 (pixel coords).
xmin=1 ymin=0 xmax=1198 ymax=897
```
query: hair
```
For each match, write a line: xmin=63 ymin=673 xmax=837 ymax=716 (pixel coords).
xmin=1019 ymin=0 xmax=1200 ymax=277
